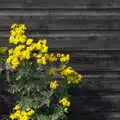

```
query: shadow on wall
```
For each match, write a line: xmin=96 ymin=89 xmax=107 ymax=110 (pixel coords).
xmin=68 ymin=86 xmax=112 ymax=120
xmin=0 ymin=70 xmax=15 ymax=119
xmin=0 ymin=91 xmax=15 ymax=119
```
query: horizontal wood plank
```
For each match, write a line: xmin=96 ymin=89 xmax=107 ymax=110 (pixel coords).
xmin=78 ymin=74 xmax=120 ymax=92
xmin=69 ymin=111 xmax=120 ymax=120
xmin=1 ymin=9 xmax=120 ymax=16
xmin=1 ymin=0 xmax=120 ymax=9
xmin=71 ymin=95 xmax=120 ymax=112
xmin=0 ymin=14 xmax=120 ymax=31
xmin=0 ymin=0 xmax=24 ymax=8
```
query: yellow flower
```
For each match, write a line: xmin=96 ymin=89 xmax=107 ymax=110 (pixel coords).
xmin=11 ymin=24 xmax=17 ymax=29
xmin=10 ymin=105 xmax=35 ymax=120
xmin=8 ymin=48 xmax=14 ymax=55
xmin=41 ymin=46 xmax=48 ymax=53
xmin=10 ymin=110 xmax=21 ymax=119
xmin=48 ymin=53 xmax=57 ymax=62
xmin=11 ymin=65 xmax=17 ymax=69
xmin=35 ymin=40 xmax=42 ymax=50
xmin=20 ymin=115 xmax=29 ymax=120
xmin=61 ymin=66 xmax=83 ymax=84
xmin=11 ymin=58 xmax=20 ymax=65
xmin=59 ymin=97 xmax=71 ymax=107
xmin=19 ymin=24 xmax=27 ymax=30
xmin=13 ymin=104 xmax=20 ymax=110
xmin=40 ymin=39 xmax=47 ymax=45
xmin=9 ymin=24 xmax=27 ymax=44
xmin=6 ymin=55 xmax=14 ymax=63
xmin=35 ymin=54 xmax=42 ymax=58
xmin=21 ymin=111 xmax=28 ymax=116
xmin=68 ymin=74 xmax=83 ymax=84
xmin=26 ymin=46 xmax=34 ymax=52
xmin=37 ymin=56 xmax=47 ymax=65
xmin=13 ymin=51 xmax=21 ymax=58
xmin=57 ymin=53 xmax=61 ymax=57
xmin=50 ymin=80 xmax=59 ymax=89
xmin=19 ymin=35 xmax=27 ymax=43
xmin=26 ymin=38 xmax=33 ymax=45
xmin=61 ymin=67 xmax=74 ymax=76
xmin=27 ymin=109 xmax=35 ymax=116
xmin=60 ymin=54 xmax=70 ymax=63
xmin=14 ymin=45 xmax=25 ymax=51
xmin=21 ymin=50 xmax=31 ymax=60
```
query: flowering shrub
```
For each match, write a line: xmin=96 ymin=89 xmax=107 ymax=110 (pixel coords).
xmin=1 ymin=24 xmax=83 ymax=120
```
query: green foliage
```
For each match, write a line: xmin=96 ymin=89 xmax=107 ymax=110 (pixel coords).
xmin=7 ymin=60 xmax=68 ymax=120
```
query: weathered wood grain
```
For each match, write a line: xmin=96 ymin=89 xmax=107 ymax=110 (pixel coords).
xmin=69 ymin=111 xmax=120 ymax=120
xmin=71 ymin=95 xmax=120 ymax=112
xmin=0 ymin=0 xmax=24 ymax=8
xmin=1 ymin=0 xmax=120 ymax=9
xmin=1 ymin=13 xmax=120 ymax=31
xmin=77 ymin=74 xmax=120 ymax=92
xmin=1 ymin=9 xmax=120 ymax=16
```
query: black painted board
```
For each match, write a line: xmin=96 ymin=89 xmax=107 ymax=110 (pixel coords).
xmin=0 ymin=0 xmax=120 ymax=9
xmin=1 ymin=13 xmax=120 ymax=30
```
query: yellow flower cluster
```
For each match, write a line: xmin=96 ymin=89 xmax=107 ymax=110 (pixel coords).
xmin=49 ymin=80 xmax=59 ymax=89
xmin=58 ymin=53 xmax=70 ymax=63
xmin=9 ymin=24 xmax=27 ymax=44
xmin=34 ymin=53 xmax=70 ymax=65
xmin=61 ymin=67 xmax=83 ymax=84
xmin=6 ymin=24 xmax=71 ymax=69
xmin=10 ymin=104 xmax=35 ymax=120
xmin=45 ymin=53 xmax=70 ymax=63
xmin=6 ymin=24 xmax=48 ymax=69
xmin=59 ymin=97 xmax=71 ymax=107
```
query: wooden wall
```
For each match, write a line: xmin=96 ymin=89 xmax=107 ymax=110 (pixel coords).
xmin=1 ymin=0 xmax=120 ymax=119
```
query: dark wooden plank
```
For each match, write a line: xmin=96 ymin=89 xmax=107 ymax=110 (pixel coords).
xmin=69 ymin=111 xmax=120 ymax=120
xmin=21 ymin=0 xmax=120 ymax=9
xmin=1 ymin=0 xmax=120 ymax=9
xmin=1 ymin=14 xmax=120 ymax=31
xmin=1 ymin=9 xmax=120 ymax=16
xmin=0 ymin=0 xmax=24 ymax=8
xmin=70 ymin=62 xmax=120 ymax=72
xmin=69 ymin=84 xmax=120 ymax=119
xmin=70 ymin=95 xmax=120 ymax=112
xmin=79 ymin=74 xmax=120 ymax=91
xmin=69 ymin=86 xmax=120 ymax=119
xmin=70 ymin=50 xmax=120 ymax=71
